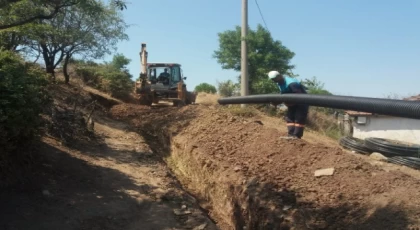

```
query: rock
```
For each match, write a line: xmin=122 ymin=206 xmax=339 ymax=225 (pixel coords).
xmin=314 ymin=168 xmax=335 ymax=177
xmin=370 ymin=152 xmax=388 ymax=161
xmin=193 ymin=223 xmax=208 ymax=230
xmin=282 ymin=205 xmax=292 ymax=211
xmin=234 ymin=166 xmax=242 ymax=172
xmin=253 ymin=120 xmax=263 ymax=125
xmin=181 ymin=204 xmax=187 ymax=210
xmin=173 ymin=209 xmax=192 ymax=216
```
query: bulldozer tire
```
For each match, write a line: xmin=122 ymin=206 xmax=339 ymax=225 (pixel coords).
xmin=186 ymin=92 xmax=195 ymax=105
xmin=173 ymin=100 xmax=186 ymax=107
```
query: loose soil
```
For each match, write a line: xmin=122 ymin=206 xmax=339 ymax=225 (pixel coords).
xmin=3 ymin=85 xmax=420 ymax=230
xmin=110 ymin=95 xmax=420 ymax=230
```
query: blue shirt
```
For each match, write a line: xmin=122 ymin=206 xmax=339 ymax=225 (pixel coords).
xmin=277 ymin=76 xmax=307 ymax=94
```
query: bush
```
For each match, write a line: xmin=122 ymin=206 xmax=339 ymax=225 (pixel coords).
xmin=72 ymin=56 xmax=134 ymax=101
xmin=217 ymin=80 xmax=239 ymax=97
xmin=75 ymin=65 xmax=102 ymax=87
xmin=306 ymin=109 xmax=342 ymax=140
xmin=100 ymin=70 xmax=133 ymax=100
xmin=0 ymin=50 xmax=51 ymax=155
xmin=74 ymin=65 xmax=133 ymax=100
xmin=195 ymin=83 xmax=217 ymax=94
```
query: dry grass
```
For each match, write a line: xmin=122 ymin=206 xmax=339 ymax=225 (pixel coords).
xmin=306 ymin=109 xmax=343 ymax=140
xmin=196 ymin=93 xmax=259 ymax=117
xmin=195 ymin=92 xmax=219 ymax=105
xmin=221 ymin=105 xmax=259 ymax=117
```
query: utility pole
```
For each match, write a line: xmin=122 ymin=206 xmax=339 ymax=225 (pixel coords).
xmin=241 ymin=0 xmax=249 ymax=107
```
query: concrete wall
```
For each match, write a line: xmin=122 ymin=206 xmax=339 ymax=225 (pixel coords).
xmin=352 ymin=116 xmax=420 ymax=145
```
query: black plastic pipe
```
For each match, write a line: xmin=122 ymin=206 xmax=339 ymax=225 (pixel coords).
xmin=217 ymin=94 xmax=420 ymax=120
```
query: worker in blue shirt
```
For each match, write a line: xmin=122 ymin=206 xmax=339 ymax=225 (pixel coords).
xmin=268 ymin=70 xmax=309 ymax=139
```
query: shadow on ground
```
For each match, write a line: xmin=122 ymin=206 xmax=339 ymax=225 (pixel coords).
xmin=0 ymin=141 xmax=195 ymax=230
xmin=110 ymin=106 xmax=199 ymax=161
xmin=228 ymin=179 xmax=413 ymax=230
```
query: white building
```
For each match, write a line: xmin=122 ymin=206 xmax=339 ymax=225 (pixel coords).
xmin=345 ymin=95 xmax=420 ymax=145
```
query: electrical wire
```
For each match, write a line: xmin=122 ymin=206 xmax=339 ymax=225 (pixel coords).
xmin=254 ymin=0 xmax=269 ymax=30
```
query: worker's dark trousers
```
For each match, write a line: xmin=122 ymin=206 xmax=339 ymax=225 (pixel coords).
xmin=285 ymin=104 xmax=309 ymax=138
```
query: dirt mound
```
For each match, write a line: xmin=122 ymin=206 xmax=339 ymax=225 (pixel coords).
xmin=110 ymin=103 xmax=151 ymax=119
xmin=179 ymin=107 xmax=420 ymax=228
xmin=196 ymin=93 xmax=219 ymax=105
xmin=112 ymin=104 xmax=420 ymax=229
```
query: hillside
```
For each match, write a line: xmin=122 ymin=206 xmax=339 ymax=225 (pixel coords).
xmin=3 ymin=2 xmax=420 ymax=230
xmin=2 ymin=84 xmax=420 ymax=230
xmin=0 ymin=84 xmax=217 ymax=230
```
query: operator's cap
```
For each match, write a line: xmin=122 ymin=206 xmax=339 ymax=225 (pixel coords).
xmin=268 ymin=70 xmax=280 ymax=79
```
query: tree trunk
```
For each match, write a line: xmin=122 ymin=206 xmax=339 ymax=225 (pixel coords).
xmin=63 ymin=54 xmax=71 ymax=84
xmin=40 ymin=43 xmax=55 ymax=82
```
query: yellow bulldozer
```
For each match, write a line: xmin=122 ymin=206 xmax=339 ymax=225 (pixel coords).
xmin=134 ymin=43 xmax=196 ymax=106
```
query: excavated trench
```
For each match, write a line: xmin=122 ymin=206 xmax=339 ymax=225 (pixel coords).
xmin=140 ymin=124 xmax=294 ymax=229
xmin=109 ymin=105 xmax=307 ymax=230
xmin=145 ymin=128 xmax=297 ymax=229
xmin=109 ymin=103 xmax=420 ymax=230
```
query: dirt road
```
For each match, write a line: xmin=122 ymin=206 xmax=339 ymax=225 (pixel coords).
xmin=0 ymin=114 xmax=217 ymax=230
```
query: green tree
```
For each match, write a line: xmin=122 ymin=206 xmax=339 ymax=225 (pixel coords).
xmin=0 ymin=0 xmax=127 ymax=30
xmin=217 ymin=80 xmax=239 ymax=97
xmin=194 ymin=83 xmax=217 ymax=94
xmin=0 ymin=49 xmax=51 ymax=155
xmin=98 ymin=54 xmax=133 ymax=100
xmin=301 ymin=76 xmax=332 ymax=95
xmin=0 ymin=31 xmax=27 ymax=51
xmin=110 ymin=53 xmax=131 ymax=71
xmin=300 ymin=76 xmax=339 ymax=114
xmin=23 ymin=1 xmax=128 ymax=82
xmin=213 ymin=24 xmax=296 ymax=94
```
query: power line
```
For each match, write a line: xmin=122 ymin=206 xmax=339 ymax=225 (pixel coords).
xmin=254 ymin=0 xmax=269 ymax=30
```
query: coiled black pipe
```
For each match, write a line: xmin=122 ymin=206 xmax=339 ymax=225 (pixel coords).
xmin=217 ymin=94 xmax=420 ymax=120
xmin=364 ymin=137 xmax=420 ymax=157
xmin=387 ymin=156 xmax=420 ymax=170
xmin=339 ymin=136 xmax=373 ymax=155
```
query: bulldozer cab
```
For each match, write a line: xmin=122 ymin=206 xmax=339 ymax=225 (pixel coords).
xmin=147 ymin=63 xmax=185 ymax=88
xmin=135 ymin=43 xmax=196 ymax=106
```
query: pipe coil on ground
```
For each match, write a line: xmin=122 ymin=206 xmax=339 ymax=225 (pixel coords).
xmin=364 ymin=138 xmax=420 ymax=157
xmin=387 ymin=156 xmax=420 ymax=170
xmin=217 ymin=94 xmax=420 ymax=120
xmin=339 ymin=136 xmax=373 ymax=155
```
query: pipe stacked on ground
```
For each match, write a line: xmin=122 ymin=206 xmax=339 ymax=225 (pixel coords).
xmin=217 ymin=94 xmax=420 ymax=120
